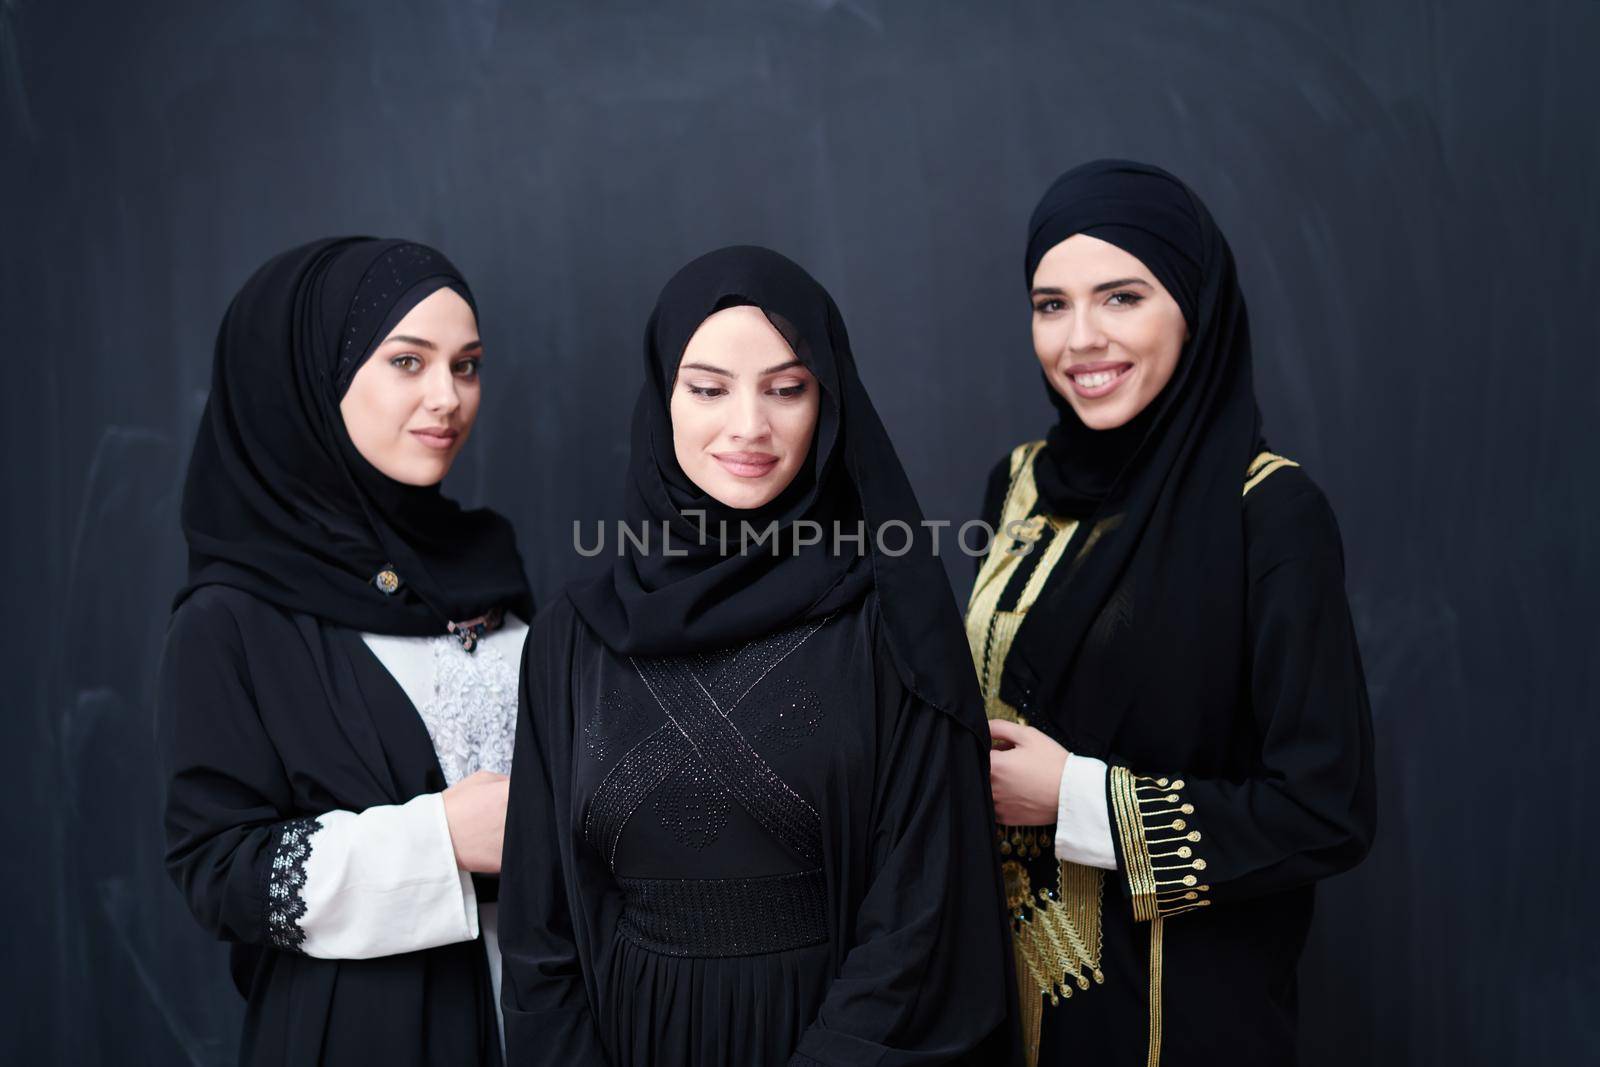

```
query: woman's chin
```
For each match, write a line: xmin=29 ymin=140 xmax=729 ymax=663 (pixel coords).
xmin=708 ymin=485 xmax=780 ymax=510
xmin=1061 ymin=389 xmax=1144 ymax=432
xmin=694 ymin=472 xmax=793 ymax=511
xmin=1077 ymin=406 xmax=1135 ymax=431
xmin=379 ymin=456 xmax=453 ymax=487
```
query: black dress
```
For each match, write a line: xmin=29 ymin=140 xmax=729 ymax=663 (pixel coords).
xmin=161 ymin=237 xmax=528 ymax=1066
xmin=970 ymin=444 xmax=1375 ymax=1066
xmin=158 ymin=586 xmax=503 ymax=1066
xmin=500 ymin=591 xmax=1013 ymax=1066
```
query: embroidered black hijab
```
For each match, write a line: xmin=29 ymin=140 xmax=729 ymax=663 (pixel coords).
xmin=177 ymin=237 xmax=531 ymax=634
xmin=568 ymin=245 xmax=984 ymax=735
xmin=1003 ymin=160 xmax=1266 ymax=753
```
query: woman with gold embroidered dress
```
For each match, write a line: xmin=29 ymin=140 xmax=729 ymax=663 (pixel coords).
xmin=968 ymin=160 xmax=1376 ymax=1067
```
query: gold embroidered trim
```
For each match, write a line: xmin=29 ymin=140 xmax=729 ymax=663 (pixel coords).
xmin=1110 ymin=767 xmax=1214 ymax=1066
xmin=1110 ymin=768 xmax=1213 ymax=921
xmin=1109 ymin=766 xmax=1158 ymax=920
xmin=1243 ymin=450 xmax=1299 ymax=498
xmin=1146 ymin=917 xmax=1165 ymax=1067
xmin=967 ymin=441 xmax=1081 ymax=725
xmin=967 ymin=443 xmax=1101 ymax=1067
xmin=1006 ymin=860 xmax=1106 ymax=1000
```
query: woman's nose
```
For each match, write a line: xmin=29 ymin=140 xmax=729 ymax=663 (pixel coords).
xmin=728 ymin=390 xmax=771 ymax=441
xmin=423 ymin=366 xmax=462 ymax=414
xmin=1067 ymin=309 xmax=1107 ymax=352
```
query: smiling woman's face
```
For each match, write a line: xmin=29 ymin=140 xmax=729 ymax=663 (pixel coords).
xmin=1030 ymin=234 xmax=1188 ymax=430
xmin=339 ymin=287 xmax=483 ymax=486
xmin=668 ymin=305 xmax=820 ymax=510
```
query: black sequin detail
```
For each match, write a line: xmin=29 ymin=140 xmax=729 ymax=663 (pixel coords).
xmin=748 ymin=676 xmax=825 ymax=754
xmin=337 ymin=243 xmax=448 ymax=376
xmin=584 ymin=619 xmax=827 ymax=868
xmin=654 ymin=763 xmax=732 ymax=849
xmin=618 ymin=869 xmax=829 ymax=958
xmin=584 ymin=688 xmax=649 ymax=764
xmin=264 ymin=817 xmax=320 ymax=952
xmin=634 ymin=655 xmax=823 ymax=865
xmin=586 ymin=729 xmax=683 ymax=867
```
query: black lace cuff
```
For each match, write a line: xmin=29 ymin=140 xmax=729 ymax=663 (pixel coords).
xmin=263 ymin=816 xmax=320 ymax=951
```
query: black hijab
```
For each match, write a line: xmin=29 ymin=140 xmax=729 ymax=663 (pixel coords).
xmin=568 ymin=245 xmax=984 ymax=735
xmin=177 ymin=237 xmax=531 ymax=635
xmin=1002 ymin=160 xmax=1266 ymax=754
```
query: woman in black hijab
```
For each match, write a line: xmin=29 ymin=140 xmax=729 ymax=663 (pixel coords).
xmin=966 ymin=161 xmax=1376 ymax=1066
xmin=160 ymin=237 xmax=532 ymax=1066
xmin=500 ymin=246 xmax=1016 ymax=1066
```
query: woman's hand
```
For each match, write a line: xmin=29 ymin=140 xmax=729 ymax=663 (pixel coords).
xmin=988 ymin=719 xmax=1069 ymax=826
xmin=441 ymin=770 xmax=509 ymax=873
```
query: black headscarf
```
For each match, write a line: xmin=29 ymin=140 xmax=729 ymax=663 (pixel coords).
xmin=1002 ymin=160 xmax=1266 ymax=754
xmin=177 ymin=237 xmax=531 ymax=635
xmin=568 ymin=245 xmax=984 ymax=735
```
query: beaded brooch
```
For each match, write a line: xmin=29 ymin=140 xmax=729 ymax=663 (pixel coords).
xmin=447 ymin=606 xmax=505 ymax=653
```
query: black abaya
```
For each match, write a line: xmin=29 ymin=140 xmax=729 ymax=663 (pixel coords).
xmin=973 ymin=447 xmax=1373 ymax=1066
xmin=500 ymin=246 xmax=1017 ymax=1066
xmin=502 ymin=594 xmax=1011 ymax=1065
xmin=968 ymin=159 xmax=1374 ymax=1066
xmin=160 ymin=587 xmax=502 ymax=1066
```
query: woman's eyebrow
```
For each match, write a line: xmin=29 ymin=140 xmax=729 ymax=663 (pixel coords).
xmin=1029 ymin=278 xmax=1153 ymax=299
xmin=679 ymin=358 xmax=806 ymax=377
xmin=1092 ymin=277 xmax=1151 ymax=293
xmin=380 ymin=336 xmax=482 ymax=354
xmin=383 ymin=334 xmax=438 ymax=350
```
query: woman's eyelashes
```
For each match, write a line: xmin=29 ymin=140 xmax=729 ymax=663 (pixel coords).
xmin=386 ymin=353 xmax=481 ymax=378
xmin=1031 ymin=290 xmax=1146 ymax=315
xmin=682 ymin=380 xmax=809 ymax=400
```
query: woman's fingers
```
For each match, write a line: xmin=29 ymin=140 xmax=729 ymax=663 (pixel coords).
xmin=987 ymin=718 xmax=1032 ymax=747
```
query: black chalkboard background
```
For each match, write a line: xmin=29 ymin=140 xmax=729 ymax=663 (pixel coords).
xmin=3 ymin=2 xmax=1595 ymax=1063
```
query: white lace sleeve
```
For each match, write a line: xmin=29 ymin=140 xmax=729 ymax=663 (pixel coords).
xmin=291 ymin=792 xmax=479 ymax=960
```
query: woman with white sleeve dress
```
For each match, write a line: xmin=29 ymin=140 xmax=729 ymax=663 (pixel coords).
xmin=159 ymin=237 xmax=530 ymax=1066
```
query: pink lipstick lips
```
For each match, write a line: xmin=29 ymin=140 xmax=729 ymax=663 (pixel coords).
xmin=410 ymin=426 xmax=460 ymax=450
xmin=713 ymin=450 xmax=780 ymax=478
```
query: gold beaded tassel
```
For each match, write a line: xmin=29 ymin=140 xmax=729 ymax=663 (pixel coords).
xmin=1001 ymin=850 xmax=1105 ymax=1067
xmin=1015 ymin=936 xmax=1044 ymax=1067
